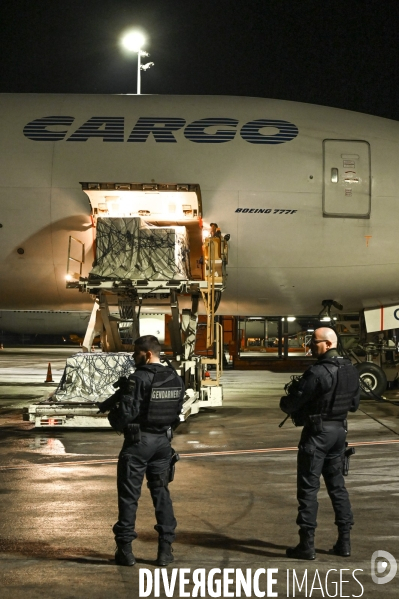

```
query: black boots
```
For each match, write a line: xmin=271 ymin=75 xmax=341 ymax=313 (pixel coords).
xmin=115 ymin=539 xmax=174 ymax=566
xmin=115 ymin=542 xmax=136 ymax=566
xmin=156 ymin=539 xmax=174 ymax=566
xmin=287 ymin=527 xmax=351 ymax=559
xmin=332 ymin=529 xmax=351 ymax=557
xmin=286 ymin=529 xmax=316 ymax=560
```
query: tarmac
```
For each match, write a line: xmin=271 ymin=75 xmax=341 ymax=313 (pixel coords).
xmin=0 ymin=347 xmax=398 ymax=598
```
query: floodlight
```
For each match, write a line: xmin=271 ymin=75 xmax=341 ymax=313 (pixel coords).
xmin=122 ymin=31 xmax=145 ymax=52
xmin=120 ymin=30 xmax=153 ymax=94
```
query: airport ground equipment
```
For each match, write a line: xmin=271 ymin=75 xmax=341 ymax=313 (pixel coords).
xmin=319 ymin=300 xmax=398 ymax=399
xmin=26 ymin=182 xmax=228 ymax=427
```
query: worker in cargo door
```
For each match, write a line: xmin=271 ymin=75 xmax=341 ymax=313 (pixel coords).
xmin=209 ymin=222 xmax=221 ymax=238
xmin=97 ymin=335 xmax=185 ymax=567
xmin=279 ymin=327 xmax=359 ymax=560
xmin=204 ymin=223 xmax=222 ymax=269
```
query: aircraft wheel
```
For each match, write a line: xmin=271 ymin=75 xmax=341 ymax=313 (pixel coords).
xmin=355 ymin=362 xmax=387 ymax=399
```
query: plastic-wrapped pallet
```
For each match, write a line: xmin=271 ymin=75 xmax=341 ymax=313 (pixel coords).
xmin=52 ymin=353 xmax=135 ymax=403
xmin=90 ymin=217 xmax=190 ymax=280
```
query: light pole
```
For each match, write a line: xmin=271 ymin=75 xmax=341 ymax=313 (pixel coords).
xmin=121 ymin=31 xmax=154 ymax=95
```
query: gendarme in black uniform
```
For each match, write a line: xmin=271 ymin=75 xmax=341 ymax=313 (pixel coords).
xmin=99 ymin=336 xmax=184 ymax=567
xmin=280 ymin=340 xmax=360 ymax=560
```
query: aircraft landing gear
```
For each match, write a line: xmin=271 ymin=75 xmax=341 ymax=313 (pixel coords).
xmin=354 ymin=361 xmax=387 ymax=400
xmin=317 ymin=300 xmax=390 ymax=401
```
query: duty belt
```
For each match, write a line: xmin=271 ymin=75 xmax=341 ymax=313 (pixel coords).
xmin=140 ymin=426 xmax=172 ymax=437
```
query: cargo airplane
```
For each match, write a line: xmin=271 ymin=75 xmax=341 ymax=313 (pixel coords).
xmin=1 ymin=94 xmax=398 ymax=364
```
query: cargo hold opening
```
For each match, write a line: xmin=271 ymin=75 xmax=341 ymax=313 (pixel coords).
xmin=81 ymin=182 xmax=204 ymax=281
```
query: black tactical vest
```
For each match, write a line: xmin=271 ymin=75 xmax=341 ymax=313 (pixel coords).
xmin=318 ymin=357 xmax=359 ymax=419
xmin=139 ymin=364 xmax=184 ymax=426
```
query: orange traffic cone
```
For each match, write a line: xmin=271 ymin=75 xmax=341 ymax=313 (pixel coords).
xmin=45 ymin=362 xmax=53 ymax=383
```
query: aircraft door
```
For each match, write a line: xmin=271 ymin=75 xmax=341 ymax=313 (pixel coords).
xmin=323 ymin=140 xmax=371 ymax=218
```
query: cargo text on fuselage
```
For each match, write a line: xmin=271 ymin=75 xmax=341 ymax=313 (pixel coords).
xmin=23 ymin=116 xmax=299 ymax=144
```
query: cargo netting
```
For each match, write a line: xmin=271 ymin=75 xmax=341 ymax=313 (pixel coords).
xmin=51 ymin=353 xmax=135 ymax=403
xmin=90 ymin=217 xmax=191 ymax=280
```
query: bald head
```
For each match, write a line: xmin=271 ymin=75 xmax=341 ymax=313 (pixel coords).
xmin=317 ymin=327 xmax=337 ymax=346
xmin=310 ymin=327 xmax=337 ymax=358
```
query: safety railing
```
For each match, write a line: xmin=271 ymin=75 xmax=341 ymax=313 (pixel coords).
xmin=66 ymin=236 xmax=85 ymax=283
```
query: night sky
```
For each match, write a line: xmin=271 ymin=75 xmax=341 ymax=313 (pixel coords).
xmin=2 ymin=0 xmax=399 ymax=121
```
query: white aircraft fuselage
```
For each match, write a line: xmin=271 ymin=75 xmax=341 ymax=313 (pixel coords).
xmin=1 ymin=93 xmax=399 ymax=330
